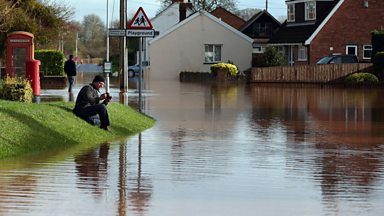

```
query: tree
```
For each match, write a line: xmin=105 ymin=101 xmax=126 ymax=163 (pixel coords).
xmin=258 ymin=46 xmax=286 ymax=67
xmin=158 ymin=0 xmax=238 ymax=13
xmin=0 ymin=0 xmax=74 ymax=63
xmin=78 ymin=14 xmax=106 ymax=58
xmin=234 ymin=8 xmax=261 ymax=21
xmin=0 ymin=0 xmax=15 ymax=33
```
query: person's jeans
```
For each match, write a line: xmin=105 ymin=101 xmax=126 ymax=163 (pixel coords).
xmin=73 ymin=104 xmax=110 ymax=128
xmin=67 ymin=76 xmax=75 ymax=92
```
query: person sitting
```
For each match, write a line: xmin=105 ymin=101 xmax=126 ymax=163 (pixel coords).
xmin=73 ymin=75 xmax=112 ymax=131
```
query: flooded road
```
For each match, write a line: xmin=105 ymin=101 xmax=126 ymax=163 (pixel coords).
xmin=1 ymin=77 xmax=384 ymax=216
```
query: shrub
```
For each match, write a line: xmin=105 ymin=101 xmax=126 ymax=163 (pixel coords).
xmin=373 ymin=51 xmax=384 ymax=68
xmin=0 ymin=76 xmax=33 ymax=102
xmin=210 ymin=63 xmax=239 ymax=77
xmin=35 ymin=50 xmax=65 ymax=76
xmin=257 ymin=46 xmax=286 ymax=67
xmin=371 ymin=29 xmax=384 ymax=59
xmin=345 ymin=73 xmax=379 ymax=85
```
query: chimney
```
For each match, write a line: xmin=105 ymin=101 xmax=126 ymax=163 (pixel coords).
xmin=179 ymin=1 xmax=186 ymax=22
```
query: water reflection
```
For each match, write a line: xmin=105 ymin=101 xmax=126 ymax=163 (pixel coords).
xmin=127 ymin=134 xmax=152 ymax=215
xmin=74 ymin=143 xmax=110 ymax=196
xmin=246 ymin=84 xmax=384 ymax=214
xmin=2 ymin=82 xmax=384 ymax=215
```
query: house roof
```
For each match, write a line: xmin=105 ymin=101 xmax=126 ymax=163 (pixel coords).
xmin=150 ymin=1 xmax=194 ymax=22
xmin=210 ymin=7 xmax=246 ymax=30
xmin=149 ymin=10 xmax=253 ymax=45
xmin=240 ymin=10 xmax=281 ymax=32
xmin=269 ymin=22 xmax=318 ymax=44
xmin=269 ymin=0 xmax=342 ymax=45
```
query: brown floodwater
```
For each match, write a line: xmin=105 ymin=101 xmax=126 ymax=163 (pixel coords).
xmin=1 ymin=76 xmax=384 ymax=216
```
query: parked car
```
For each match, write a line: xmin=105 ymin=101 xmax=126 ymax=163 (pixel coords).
xmin=128 ymin=61 xmax=149 ymax=78
xmin=316 ymin=55 xmax=358 ymax=64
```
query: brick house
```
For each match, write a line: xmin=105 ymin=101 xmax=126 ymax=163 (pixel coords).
xmin=269 ymin=0 xmax=384 ymax=65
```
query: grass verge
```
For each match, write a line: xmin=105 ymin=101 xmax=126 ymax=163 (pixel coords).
xmin=0 ymin=100 xmax=155 ymax=159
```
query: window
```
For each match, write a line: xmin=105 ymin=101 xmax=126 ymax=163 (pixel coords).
xmin=346 ymin=45 xmax=357 ymax=56
xmin=305 ymin=2 xmax=316 ymax=20
xmin=253 ymin=23 xmax=272 ymax=37
xmin=363 ymin=45 xmax=372 ymax=59
xmin=253 ymin=44 xmax=263 ymax=53
xmin=298 ymin=45 xmax=307 ymax=61
xmin=205 ymin=44 xmax=222 ymax=63
xmin=287 ymin=4 xmax=295 ymax=22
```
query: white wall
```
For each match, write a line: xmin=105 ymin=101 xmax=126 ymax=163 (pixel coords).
xmin=149 ymin=12 xmax=253 ymax=80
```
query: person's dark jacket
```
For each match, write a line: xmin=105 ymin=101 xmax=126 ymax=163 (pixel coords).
xmin=74 ymin=83 xmax=100 ymax=109
xmin=64 ymin=59 xmax=77 ymax=76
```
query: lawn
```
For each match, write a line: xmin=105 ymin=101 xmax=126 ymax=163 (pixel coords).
xmin=0 ymin=100 xmax=155 ymax=159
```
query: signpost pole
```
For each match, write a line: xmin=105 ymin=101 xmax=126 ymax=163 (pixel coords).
xmin=138 ymin=37 xmax=142 ymax=112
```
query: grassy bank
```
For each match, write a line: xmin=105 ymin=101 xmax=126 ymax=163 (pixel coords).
xmin=0 ymin=100 xmax=155 ymax=159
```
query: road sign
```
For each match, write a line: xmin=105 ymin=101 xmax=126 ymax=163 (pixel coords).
xmin=128 ymin=7 xmax=153 ymax=29
xmin=104 ymin=62 xmax=112 ymax=73
xmin=108 ymin=29 xmax=126 ymax=37
xmin=126 ymin=29 xmax=155 ymax=37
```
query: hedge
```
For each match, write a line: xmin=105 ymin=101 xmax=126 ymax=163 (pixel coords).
xmin=371 ymin=29 xmax=384 ymax=60
xmin=35 ymin=50 xmax=65 ymax=76
xmin=345 ymin=72 xmax=379 ymax=85
xmin=210 ymin=63 xmax=239 ymax=77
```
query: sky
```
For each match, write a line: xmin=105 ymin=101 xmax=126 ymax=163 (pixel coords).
xmin=64 ymin=0 xmax=287 ymax=24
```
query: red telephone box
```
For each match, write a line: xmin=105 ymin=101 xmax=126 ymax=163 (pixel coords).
xmin=6 ymin=31 xmax=40 ymax=97
xmin=6 ymin=31 xmax=34 ymax=77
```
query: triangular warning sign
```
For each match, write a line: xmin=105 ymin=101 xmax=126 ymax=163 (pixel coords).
xmin=128 ymin=7 xmax=153 ymax=29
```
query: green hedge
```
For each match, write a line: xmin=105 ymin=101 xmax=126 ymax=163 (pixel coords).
xmin=35 ymin=50 xmax=65 ymax=76
xmin=372 ymin=29 xmax=384 ymax=60
xmin=0 ymin=76 xmax=33 ymax=102
xmin=345 ymin=72 xmax=379 ymax=85
xmin=373 ymin=51 xmax=384 ymax=68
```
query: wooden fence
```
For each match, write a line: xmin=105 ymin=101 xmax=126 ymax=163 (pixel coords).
xmin=250 ymin=63 xmax=373 ymax=83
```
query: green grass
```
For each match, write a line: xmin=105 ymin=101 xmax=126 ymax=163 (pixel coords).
xmin=0 ymin=100 xmax=155 ymax=159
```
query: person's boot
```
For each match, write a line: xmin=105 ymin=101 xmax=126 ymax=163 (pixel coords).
xmin=100 ymin=126 xmax=111 ymax=132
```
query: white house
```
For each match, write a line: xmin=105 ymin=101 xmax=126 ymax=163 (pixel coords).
xmin=148 ymin=10 xmax=253 ymax=80
xmin=143 ymin=0 xmax=193 ymax=62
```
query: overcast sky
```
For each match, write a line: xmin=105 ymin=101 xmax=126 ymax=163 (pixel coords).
xmin=64 ymin=0 xmax=287 ymax=24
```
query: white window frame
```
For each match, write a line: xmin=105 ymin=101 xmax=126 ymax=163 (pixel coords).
xmin=305 ymin=1 xmax=316 ymax=21
xmin=204 ymin=44 xmax=222 ymax=63
xmin=287 ymin=4 xmax=295 ymax=22
xmin=253 ymin=45 xmax=263 ymax=54
xmin=363 ymin=45 xmax=372 ymax=60
xmin=298 ymin=45 xmax=308 ymax=61
xmin=346 ymin=45 xmax=357 ymax=56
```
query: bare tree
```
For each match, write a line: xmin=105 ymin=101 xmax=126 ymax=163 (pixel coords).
xmin=78 ymin=14 xmax=106 ymax=58
xmin=234 ymin=8 xmax=261 ymax=21
xmin=158 ymin=0 xmax=238 ymax=13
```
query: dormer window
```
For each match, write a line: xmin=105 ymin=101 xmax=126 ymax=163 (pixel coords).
xmin=305 ymin=1 xmax=316 ymax=21
xmin=287 ymin=4 xmax=295 ymax=22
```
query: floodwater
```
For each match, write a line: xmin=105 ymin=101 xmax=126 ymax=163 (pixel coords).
xmin=1 ymin=75 xmax=384 ymax=216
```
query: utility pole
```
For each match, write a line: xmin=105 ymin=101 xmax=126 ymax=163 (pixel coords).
xmin=105 ymin=0 xmax=110 ymax=93
xmin=266 ymin=0 xmax=268 ymax=11
xmin=120 ymin=0 xmax=128 ymax=92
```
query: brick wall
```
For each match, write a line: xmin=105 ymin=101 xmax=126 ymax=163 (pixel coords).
xmin=310 ymin=0 xmax=384 ymax=64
